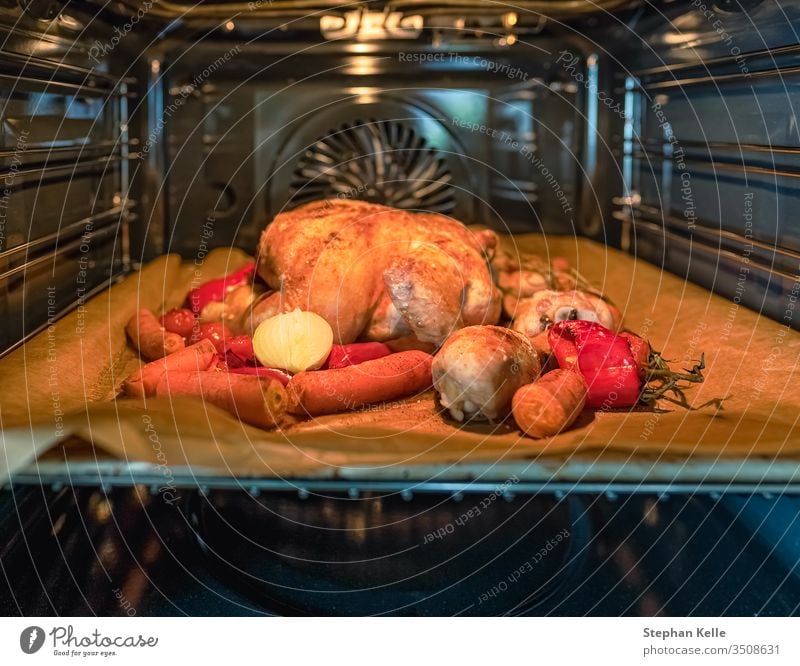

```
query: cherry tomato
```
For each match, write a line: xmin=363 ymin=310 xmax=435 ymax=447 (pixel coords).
xmin=160 ymin=308 xmax=196 ymax=339
xmin=191 ymin=322 xmax=231 ymax=354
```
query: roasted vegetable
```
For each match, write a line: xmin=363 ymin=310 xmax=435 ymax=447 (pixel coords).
xmin=226 ymin=365 xmax=291 ymax=385
xmin=155 ymin=371 xmax=286 ymax=430
xmin=548 ymin=320 xmax=705 ymax=409
xmin=226 ymin=335 xmax=256 ymax=364
xmin=160 ymin=308 xmax=196 ymax=339
xmin=190 ymin=322 xmax=231 ymax=354
xmin=126 ymin=309 xmax=185 ymax=360
xmin=122 ymin=339 xmax=218 ymax=398
xmin=286 ymin=350 xmax=433 ymax=416
xmin=325 ymin=342 xmax=393 ymax=369
xmin=432 ymin=325 xmax=541 ymax=422
xmin=512 ymin=370 xmax=587 ymax=438
xmin=252 ymin=309 xmax=333 ymax=374
xmin=186 ymin=262 xmax=255 ymax=316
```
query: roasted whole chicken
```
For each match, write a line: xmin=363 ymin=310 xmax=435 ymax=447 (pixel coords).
xmin=254 ymin=199 xmax=502 ymax=344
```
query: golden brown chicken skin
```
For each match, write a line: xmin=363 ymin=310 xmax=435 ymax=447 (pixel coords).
xmin=256 ymin=199 xmax=501 ymax=344
xmin=510 ymin=289 xmax=617 ymax=338
xmin=432 ymin=325 xmax=541 ymax=422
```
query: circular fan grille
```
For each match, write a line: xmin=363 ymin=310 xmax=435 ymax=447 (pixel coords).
xmin=289 ymin=119 xmax=456 ymax=213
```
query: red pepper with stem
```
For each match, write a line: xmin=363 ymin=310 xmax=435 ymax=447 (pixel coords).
xmin=548 ymin=320 xmax=705 ymax=409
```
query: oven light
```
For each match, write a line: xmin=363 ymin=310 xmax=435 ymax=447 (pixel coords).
xmin=347 ymin=55 xmax=379 ymax=75
xmin=322 ymin=10 xmax=422 ymax=41
xmin=347 ymin=43 xmax=377 ymax=54
xmin=347 ymin=86 xmax=381 ymax=98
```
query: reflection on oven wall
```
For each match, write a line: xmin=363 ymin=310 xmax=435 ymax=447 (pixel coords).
xmin=610 ymin=0 xmax=800 ymax=328
xmin=0 ymin=5 xmax=138 ymax=356
xmin=2 ymin=0 xmax=800 ymax=357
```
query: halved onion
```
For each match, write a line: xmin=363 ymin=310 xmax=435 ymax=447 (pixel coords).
xmin=252 ymin=309 xmax=333 ymax=373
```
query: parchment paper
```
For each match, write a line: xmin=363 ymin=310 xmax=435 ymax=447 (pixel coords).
xmin=2 ymin=235 xmax=799 ymax=479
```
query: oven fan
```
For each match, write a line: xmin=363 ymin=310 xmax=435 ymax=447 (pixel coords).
xmin=289 ymin=119 xmax=456 ymax=213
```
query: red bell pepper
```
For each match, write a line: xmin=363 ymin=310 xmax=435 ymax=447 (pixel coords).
xmin=226 ymin=335 xmax=256 ymax=364
xmin=225 ymin=365 xmax=291 ymax=386
xmin=548 ymin=320 xmax=704 ymax=409
xmin=185 ymin=261 xmax=255 ymax=316
xmin=548 ymin=320 xmax=640 ymax=408
xmin=324 ymin=342 xmax=393 ymax=369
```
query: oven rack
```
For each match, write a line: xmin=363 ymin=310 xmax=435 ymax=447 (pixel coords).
xmin=8 ymin=459 xmax=800 ymax=496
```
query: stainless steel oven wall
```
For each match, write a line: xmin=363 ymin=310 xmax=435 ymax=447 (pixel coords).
xmin=605 ymin=0 xmax=800 ymax=328
xmin=156 ymin=31 xmax=589 ymax=259
xmin=0 ymin=4 xmax=139 ymax=356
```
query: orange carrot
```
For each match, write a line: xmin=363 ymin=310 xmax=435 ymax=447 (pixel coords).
xmin=512 ymin=369 xmax=587 ymax=439
xmin=122 ymin=339 xmax=217 ymax=398
xmin=287 ymin=350 xmax=433 ymax=416
xmin=126 ymin=308 xmax=185 ymax=360
xmin=155 ymin=371 xmax=286 ymax=430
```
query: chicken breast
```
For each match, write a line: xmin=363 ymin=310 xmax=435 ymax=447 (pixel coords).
xmin=432 ymin=325 xmax=541 ymax=422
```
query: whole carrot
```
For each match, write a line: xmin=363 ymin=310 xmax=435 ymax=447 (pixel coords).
xmin=287 ymin=350 xmax=433 ymax=416
xmin=512 ymin=369 xmax=587 ymax=439
xmin=126 ymin=308 xmax=185 ymax=360
xmin=123 ymin=339 xmax=217 ymax=398
xmin=155 ymin=371 xmax=286 ymax=429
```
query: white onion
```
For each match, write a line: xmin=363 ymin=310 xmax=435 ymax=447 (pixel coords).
xmin=252 ymin=309 xmax=333 ymax=373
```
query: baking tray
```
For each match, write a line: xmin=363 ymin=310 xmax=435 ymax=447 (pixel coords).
xmin=2 ymin=234 xmax=799 ymax=490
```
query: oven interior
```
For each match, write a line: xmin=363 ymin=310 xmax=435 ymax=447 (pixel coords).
xmin=1 ymin=0 xmax=800 ymax=615
xmin=4 ymin=0 xmax=798 ymax=354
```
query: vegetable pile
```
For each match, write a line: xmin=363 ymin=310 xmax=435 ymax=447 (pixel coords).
xmin=123 ymin=264 xmax=435 ymax=429
xmin=123 ymin=254 xmax=708 ymax=438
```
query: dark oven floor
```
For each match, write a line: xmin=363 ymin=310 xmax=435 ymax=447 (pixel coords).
xmin=1 ymin=484 xmax=798 ymax=616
